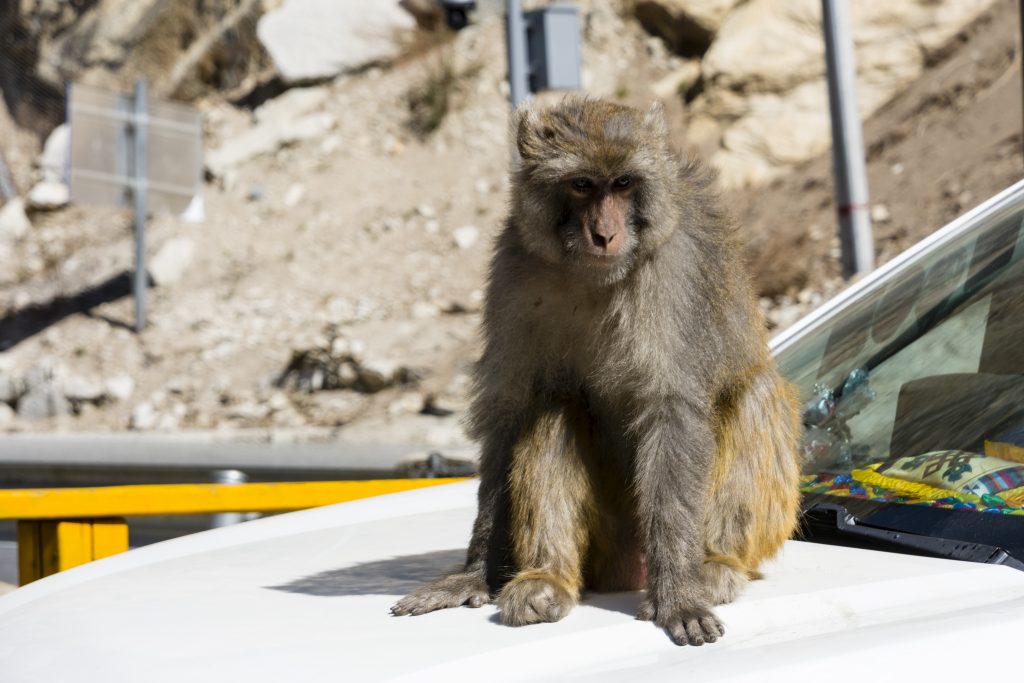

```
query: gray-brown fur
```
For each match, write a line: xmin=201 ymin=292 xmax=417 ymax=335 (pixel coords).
xmin=391 ymin=96 xmax=801 ymax=646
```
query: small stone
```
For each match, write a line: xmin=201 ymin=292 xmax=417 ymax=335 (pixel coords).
xmin=388 ymin=391 xmax=425 ymax=416
xmin=0 ymin=198 xmax=31 ymax=241
xmin=474 ymin=179 xmax=492 ymax=194
xmin=424 ymin=219 xmax=440 ymax=235
xmin=63 ymin=375 xmax=106 ymax=402
xmin=0 ymin=402 xmax=15 ymax=428
xmin=105 ymin=374 xmax=135 ymax=401
xmin=890 ymin=162 xmax=905 ymax=176
xmin=130 ymin=402 xmax=158 ymax=430
xmin=453 ymin=225 xmax=479 ymax=250
xmin=416 ymin=203 xmax=436 ymax=219
xmin=870 ymin=204 xmax=891 ymax=224
xmin=149 ymin=237 xmax=195 ymax=286
xmin=39 ymin=124 xmax=69 ymax=182
xmin=283 ymin=183 xmax=306 ymax=208
xmin=412 ymin=301 xmax=440 ymax=319
xmin=17 ymin=384 xmax=71 ymax=420
xmin=320 ymin=135 xmax=342 ymax=155
xmin=338 ymin=361 xmax=359 ymax=387
xmin=26 ymin=181 xmax=70 ymax=211
xmin=0 ymin=374 xmax=25 ymax=404
xmin=268 ymin=392 xmax=290 ymax=411
xmin=247 ymin=185 xmax=265 ymax=202
xmin=358 ymin=358 xmax=399 ymax=393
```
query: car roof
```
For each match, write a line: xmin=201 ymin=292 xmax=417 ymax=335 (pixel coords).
xmin=2 ymin=481 xmax=1023 ymax=682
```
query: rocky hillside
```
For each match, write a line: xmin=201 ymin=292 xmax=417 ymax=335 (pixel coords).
xmin=0 ymin=0 xmax=1019 ymax=447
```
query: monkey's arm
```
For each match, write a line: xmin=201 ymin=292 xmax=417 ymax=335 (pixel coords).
xmin=390 ymin=411 xmax=520 ymax=616
xmin=632 ymin=395 xmax=724 ymax=646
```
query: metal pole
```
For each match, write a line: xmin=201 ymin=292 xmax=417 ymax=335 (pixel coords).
xmin=822 ymin=0 xmax=873 ymax=278
xmin=506 ymin=0 xmax=529 ymax=108
xmin=132 ymin=80 xmax=149 ymax=331
xmin=211 ymin=469 xmax=248 ymax=528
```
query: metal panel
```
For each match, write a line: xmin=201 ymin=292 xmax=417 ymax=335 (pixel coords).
xmin=524 ymin=5 xmax=581 ymax=92
xmin=68 ymin=82 xmax=202 ymax=216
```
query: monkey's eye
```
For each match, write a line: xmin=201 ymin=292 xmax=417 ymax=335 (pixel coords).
xmin=570 ymin=178 xmax=594 ymax=193
xmin=613 ymin=176 xmax=633 ymax=190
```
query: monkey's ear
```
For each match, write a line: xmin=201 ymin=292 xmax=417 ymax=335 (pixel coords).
xmin=512 ymin=102 xmax=547 ymax=161
xmin=643 ymin=101 xmax=668 ymax=138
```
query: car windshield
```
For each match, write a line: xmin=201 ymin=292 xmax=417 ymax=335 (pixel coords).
xmin=775 ymin=184 xmax=1024 ymax=541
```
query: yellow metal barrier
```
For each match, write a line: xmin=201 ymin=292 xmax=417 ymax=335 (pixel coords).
xmin=0 ymin=478 xmax=467 ymax=586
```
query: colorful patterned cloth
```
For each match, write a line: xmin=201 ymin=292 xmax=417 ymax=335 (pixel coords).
xmin=986 ymin=424 xmax=1024 ymax=465
xmin=801 ymin=450 xmax=1024 ymax=515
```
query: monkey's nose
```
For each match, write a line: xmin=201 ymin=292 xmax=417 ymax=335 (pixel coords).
xmin=590 ymin=230 xmax=616 ymax=249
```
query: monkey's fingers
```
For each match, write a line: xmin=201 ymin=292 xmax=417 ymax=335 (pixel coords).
xmin=390 ymin=573 xmax=490 ymax=616
xmin=658 ymin=608 xmax=724 ymax=646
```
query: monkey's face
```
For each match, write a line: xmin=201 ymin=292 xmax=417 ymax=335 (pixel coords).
xmin=510 ymin=96 xmax=681 ymax=284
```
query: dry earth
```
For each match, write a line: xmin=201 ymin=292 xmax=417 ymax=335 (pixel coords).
xmin=0 ymin=0 xmax=1021 ymax=446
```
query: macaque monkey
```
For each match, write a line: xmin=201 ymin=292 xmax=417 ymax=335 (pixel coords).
xmin=392 ymin=96 xmax=801 ymax=646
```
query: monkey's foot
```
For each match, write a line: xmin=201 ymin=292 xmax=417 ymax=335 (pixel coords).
xmin=637 ymin=598 xmax=724 ymax=646
xmin=390 ymin=572 xmax=490 ymax=616
xmin=498 ymin=572 xmax=577 ymax=626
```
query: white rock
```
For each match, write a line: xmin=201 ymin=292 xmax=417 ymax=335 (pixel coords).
xmin=695 ymin=0 xmax=998 ymax=187
xmin=206 ymin=112 xmax=335 ymax=176
xmin=254 ymin=87 xmax=330 ymax=125
xmin=257 ymin=0 xmax=416 ymax=84
xmin=38 ymin=124 xmax=69 ymax=183
xmin=149 ymin=237 xmax=195 ymax=286
xmin=358 ymin=359 xmax=399 ymax=393
xmin=0 ymin=402 xmax=15 ymax=428
xmin=453 ymin=225 xmax=479 ymax=250
xmin=320 ymin=135 xmax=342 ymax=155
xmin=63 ymin=375 xmax=106 ymax=402
xmin=130 ymin=402 xmax=158 ymax=430
xmin=104 ymin=374 xmax=136 ymax=402
xmin=416 ymin=203 xmax=437 ymax=219
xmin=26 ymin=181 xmax=70 ymax=210
xmin=412 ymin=301 xmax=440 ymax=319
xmin=871 ymin=204 xmax=891 ymax=224
xmin=0 ymin=198 xmax=31 ymax=241
xmin=0 ymin=374 xmax=25 ymax=404
xmin=283 ymin=183 xmax=306 ymax=208
xmin=651 ymin=60 xmax=702 ymax=100
xmin=424 ymin=219 xmax=440 ymax=235
xmin=268 ymin=392 xmax=290 ymax=412
xmin=17 ymin=384 xmax=71 ymax=421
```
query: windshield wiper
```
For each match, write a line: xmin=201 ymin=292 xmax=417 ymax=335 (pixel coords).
xmin=802 ymin=503 xmax=1024 ymax=571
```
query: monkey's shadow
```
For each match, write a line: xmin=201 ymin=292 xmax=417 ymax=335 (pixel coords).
xmin=266 ymin=548 xmax=642 ymax=618
xmin=267 ymin=548 xmax=465 ymax=596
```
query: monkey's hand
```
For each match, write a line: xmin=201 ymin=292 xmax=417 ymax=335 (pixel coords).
xmin=637 ymin=597 xmax=724 ymax=646
xmin=390 ymin=571 xmax=490 ymax=616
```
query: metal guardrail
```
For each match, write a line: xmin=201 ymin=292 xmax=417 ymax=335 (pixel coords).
xmin=1 ymin=478 xmax=467 ymax=586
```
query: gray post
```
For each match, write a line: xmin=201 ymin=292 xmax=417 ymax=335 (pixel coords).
xmin=131 ymin=80 xmax=149 ymax=331
xmin=506 ymin=0 xmax=529 ymax=108
xmin=822 ymin=0 xmax=873 ymax=278
xmin=211 ymin=468 xmax=248 ymax=528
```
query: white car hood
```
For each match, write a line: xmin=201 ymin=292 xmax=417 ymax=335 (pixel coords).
xmin=1 ymin=481 xmax=1022 ymax=682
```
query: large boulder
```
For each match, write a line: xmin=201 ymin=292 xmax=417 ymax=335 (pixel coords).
xmin=689 ymin=0 xmax=997 ymax=187
xmin=257 ymin=0 xmax=416 ymax=84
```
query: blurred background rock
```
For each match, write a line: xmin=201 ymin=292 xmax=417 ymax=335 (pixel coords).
xmin=0 ymin=0 xmax=1019 ymax=439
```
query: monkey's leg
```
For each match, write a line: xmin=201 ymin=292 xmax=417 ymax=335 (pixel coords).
xmin=390 ymin=427 xmax=515 ymax=616
xmin=704 ymin=366 xmax=801 ymax=604
xmin=498 ymin=408 xmax=594 ymax=626
xmin=633 ymin=397 xmax=724 ymax=646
